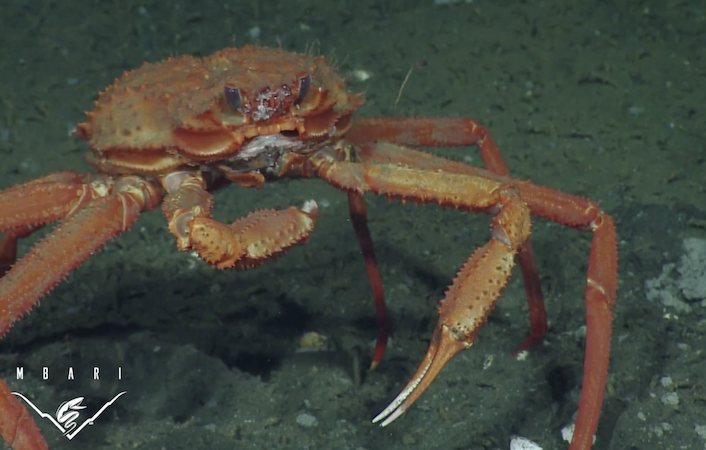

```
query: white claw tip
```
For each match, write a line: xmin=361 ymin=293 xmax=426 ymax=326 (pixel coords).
xmin=301 ymin=200 xmax=318 ymax=214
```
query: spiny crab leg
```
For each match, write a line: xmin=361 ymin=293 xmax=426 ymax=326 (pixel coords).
xmin=374 ymin=196 xmax=530 ymax=426
xmin=310 ymin=150 xmax=532 ymax=426
xmin=0 ymin=173 xmax=162 ymax=335
xmin=0 ymin=172 xmax=162 ymax=450
xmin=160 ymin=171 xmax=319 ymax=269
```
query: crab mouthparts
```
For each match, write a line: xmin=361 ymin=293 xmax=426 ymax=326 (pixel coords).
xmin=236 ymin=134 xmax=304 ymax=161
xmin=372 ymin=324 xmax=471 ymax=426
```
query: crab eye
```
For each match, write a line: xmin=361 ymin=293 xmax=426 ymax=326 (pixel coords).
xmin=296 ymin=75 xmax=311 ymax=103
xmin=224 ymin=85 xmax=242 ymax=110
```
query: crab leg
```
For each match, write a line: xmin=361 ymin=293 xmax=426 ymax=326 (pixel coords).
xmin=0 ymin=173 xmax=162 ymax=335
xmin=0 ymin=171 xmax=105 ymax=275
xmin=0 ymin=173 xmax=162 ymax=450
xmin=272 ymin=148 xmax=391 ymax=368
xmin=311 ymin=152 xmax=533 ymax=413
xmin=0 ymin=226 xmax=43 ymax=277
xmin=351 ymin=118 xmax=616 ymax=448
xmin=350 ymin=118 xmax=548 ymax=351
xmin=160 ymin=171 xmax=319 ymax=269
xmin=0 ymin=381 xmax=47 ymax=450
xmin=313 ymin=136 xmax=617 ymax=449
xmin=347 ymin=191 xmax=389 ymax=369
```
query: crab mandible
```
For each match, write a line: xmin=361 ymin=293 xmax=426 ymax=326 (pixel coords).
xmin=0 ymin=45 xmax=616 ymax=450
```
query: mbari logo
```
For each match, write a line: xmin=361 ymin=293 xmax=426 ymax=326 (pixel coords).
xmin=12 ymin=392 xmax=126 ymax=440
xmin=11 ymin=366 xmax=125 ymax=440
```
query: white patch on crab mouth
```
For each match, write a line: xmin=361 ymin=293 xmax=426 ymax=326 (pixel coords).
xmin=235 ymin=134 xmax=303 ymax=161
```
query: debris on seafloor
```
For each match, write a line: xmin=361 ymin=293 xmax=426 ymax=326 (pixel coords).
xmin=509 ymin=436 xmax=543 ymax=450
xmin=560 ymin=421 xmax=596 ymax=446
xmin=296 ymin=331 xmax=335 ymax=353
xmin=645 ymin=237 xmax=706 ymax=314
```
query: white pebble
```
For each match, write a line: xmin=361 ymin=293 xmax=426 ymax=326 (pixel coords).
xmin=660 ymin=391 xmax=679 ymax=406
xmin=695 ymin=424 xmax=706 ymax=439
xmin=561 ymin=423 xmax=575 ymax=443
xmin=660 ymin=376 xmax=674 ymax=389
xmin=248 ymin=26 xmax=261 ymax=39
xmin=351 ymin=69 xmax=372 ymax=82
xmin=561 ymin=423 xmax=596 ymax=444
xmin=295 ymin=412 xmax=318 ymax=428
xmin=515 ymin=350 xmax=529 ymax=361
xmin=510 ymin=436 xmax=543 ymax=450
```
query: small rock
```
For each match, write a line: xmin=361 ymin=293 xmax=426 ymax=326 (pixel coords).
xmin=677 ymin=238 xmax=706 ymax=301
xmin=295 ymin=412 xmax=318 ymax=428
xmin=510 ymin=436 xmax=543 ymax=450
xmin=660 ymin=391 xmax=679 ymax=407
xmin=660 ymin=376 xmax=675 ymax=389
xmin=695 ymin=424 xmax=706 ymax=439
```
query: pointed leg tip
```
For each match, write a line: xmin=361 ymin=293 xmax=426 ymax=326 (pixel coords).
xmin=372 ymin=405 xmax=405 ymax=427
xmin=511 ymin=333 xmax=544 ymax=356
xmin=369 ymin=338 xmax=387 ymax=371
xmin=371 ymin=409 xmax=388 ymax=425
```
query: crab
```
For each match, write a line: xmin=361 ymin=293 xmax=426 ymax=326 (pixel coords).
xmin=0 ymin=45 xmax=617 ymax=450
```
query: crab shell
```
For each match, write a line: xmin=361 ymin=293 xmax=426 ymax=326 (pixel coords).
xmin=74 ymin=45 xmax=364 ymax=175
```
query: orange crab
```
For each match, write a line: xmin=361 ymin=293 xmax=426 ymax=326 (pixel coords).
xmin=0 ymin=45 xmax=616 ymax=450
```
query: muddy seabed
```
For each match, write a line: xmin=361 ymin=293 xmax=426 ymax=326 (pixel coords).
xmin=1 ymin=1 xmax=705 ymax=449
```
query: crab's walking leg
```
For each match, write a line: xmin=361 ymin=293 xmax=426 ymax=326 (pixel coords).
xmin=0 ymin=171 xmax=103 ymax=274
xmin=0 ymin=173 xmax=161 ymax=334
xmin=160 ymin=171 xmax=318 ymax=269
xmin=0 ymin=225 xmax=43 ymax=277
xmin=0 ymin=172 xmax=162 ymax=450
xmin=271 ymin=148 xmax=389 ymax=368
xmin=0 ymin=381 xmax=47 ymax=450
xmin=568 ymin=211 xmax=615 ymax=450
xmin=347 ymin=125 xmax=616 ymax=449
xmin=311 ymin=152 xmax=532 ymax=419
xmin=349 ymin=118 xmax=548 ymax=351
xmin=347 ymin=191 xmax=388 ymax=369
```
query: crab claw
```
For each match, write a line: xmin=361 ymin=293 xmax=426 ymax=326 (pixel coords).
xmin=373 ymin=191 xmax=531 ymax=427
xmin=372 ymin=322 xmax=471 ymax=426
xmin=374 ymin=225 xmax=526 ymax=426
